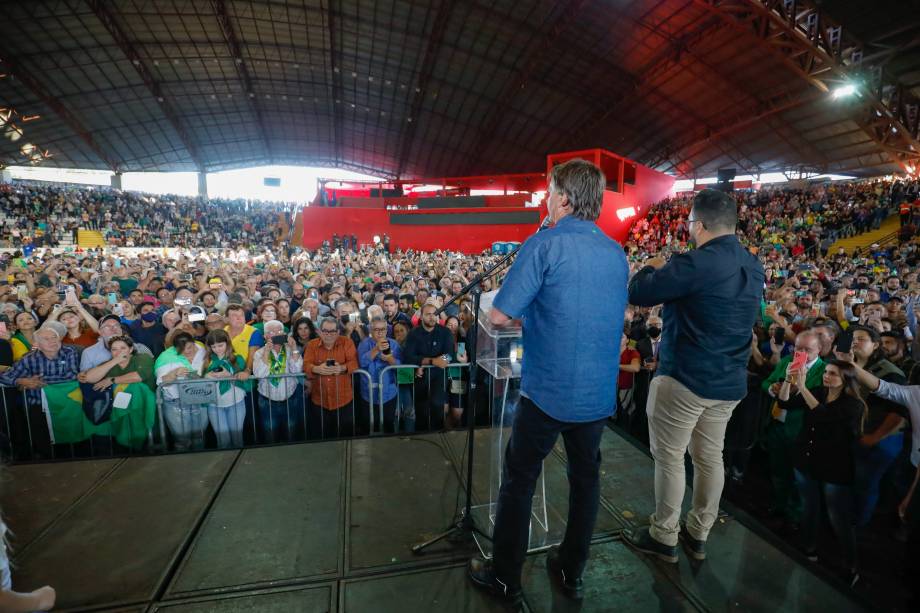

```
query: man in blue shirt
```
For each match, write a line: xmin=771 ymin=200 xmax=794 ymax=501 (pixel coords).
xmin=625 ymin=189 xmax=764 ymax=564
xmin=357 ymin=318 xmax=402 ymax=434
xmin=468 ymin=160 xmax=628 ymax=604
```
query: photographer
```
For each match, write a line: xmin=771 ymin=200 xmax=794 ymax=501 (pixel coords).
xmin=357 ymin=317 xmax=401 ymax=434
xmin=252 ymin=320 xmax=305 ymax=443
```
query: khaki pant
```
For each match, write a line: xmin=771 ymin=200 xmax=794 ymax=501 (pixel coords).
xmin=647 ymin=375 xmax=739 ymax=546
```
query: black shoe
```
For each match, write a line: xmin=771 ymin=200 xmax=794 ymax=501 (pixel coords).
xmin=624 ymin=526 xmax=679 ymax=563
xmin=678 ymin=522 xmax=706 ymax=561
xmin=468 ymin=557 xmax=522 ymax=605
xmin=546 ymin=546 xmax=584 ymax=600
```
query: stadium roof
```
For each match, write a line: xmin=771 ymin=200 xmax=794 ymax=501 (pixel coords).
xmin=0 ymin=0 xmax=918 ymax=180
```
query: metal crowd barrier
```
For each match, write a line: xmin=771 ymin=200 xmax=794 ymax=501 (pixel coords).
xmin=0 ymin=381 xmax=155 ymax=463
xmin=374 ymin=363 xmax=471 ymax=435
xmin=155 ymin=370 xmax=374 ymax=451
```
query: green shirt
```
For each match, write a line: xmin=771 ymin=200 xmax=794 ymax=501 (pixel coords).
xmin=109 ymin=353 xmax=156 ymax=392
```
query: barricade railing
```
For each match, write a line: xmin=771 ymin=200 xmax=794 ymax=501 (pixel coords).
xmin=375 ymin=363 xmax=471 ymax=435
xmin=155 ymin=370 xmax=374 ymax=451
xmin=0 ymin=370 xmax=377 ymax=462
xmin=0 ymin=380 xmax=156 ymax=463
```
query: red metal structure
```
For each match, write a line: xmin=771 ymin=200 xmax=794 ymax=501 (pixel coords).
xmin=300 ymin=149 xmax=674 ymax=252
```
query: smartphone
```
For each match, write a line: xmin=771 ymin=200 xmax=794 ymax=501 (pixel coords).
xmin=846 ymin=289 xmax=856 ymax=296
xmin=107 ymin=292 xmax=118 ymax=305
xmin=271 ymin=334 xmax=288 ymax=345
xmin=325 ymin=359 xmax=336 ymax=367
xmin=348 ymin=312 xmax=360 ymax=323
xmin=16 ymin=285 xmax=28 ymax=299
xmin=0 ymin=322 xmax=7 ymax=337
xmin=457 ymin=342 xmax=467 ymax=358
xmin=836 ymin=331 xmax=854 ymax=354
xmin=790 ymin=350 xmax=808 ymax=371
xmin=772 ymin=328 xmax=785 ymax=345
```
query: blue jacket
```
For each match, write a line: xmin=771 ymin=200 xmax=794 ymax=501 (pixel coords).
xmin=628 ymin=235 xmax=764 ymax=401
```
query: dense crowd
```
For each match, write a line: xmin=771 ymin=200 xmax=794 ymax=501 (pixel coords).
xmin=626 ymin=178 xmax=920 ymax=259
xmin=0 ymin=182 xmax=292 ymax=249
xmin=1 ymin=175 xmax=919 ymax=600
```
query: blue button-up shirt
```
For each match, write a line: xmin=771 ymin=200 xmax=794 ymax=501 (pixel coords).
xmin=357 ymin=336 xmax=402 ymax=404
xmin=493 ymin=215 xmax=629 ymax=422
xmin=0 ymin=345 xmax=81 ymax=405
xmin=628 ymin=234 xmax=764 ymax=401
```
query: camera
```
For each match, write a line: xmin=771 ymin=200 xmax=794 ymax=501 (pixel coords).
xmin=325 ymin=359 xmax=336 ymax=367
xmin=188 ymin=306 xmax=206 ymax=322
xmin=271 ymin=334 xmax=288 ymax=345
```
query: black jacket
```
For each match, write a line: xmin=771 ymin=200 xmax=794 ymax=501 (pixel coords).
xmin=779 ymin=387 xmax=864 ymax=485
xmin=628 ymin=235 xmax=764 ymax=401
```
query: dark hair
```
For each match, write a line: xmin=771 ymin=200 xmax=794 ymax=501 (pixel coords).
xmin=383 ymin=293 xmax=398 ymax=303
xmin=225 ymin=303 xmax=246 ymax=315
xmin=292 ymin=317 xmax=317 ymax=346
xmin=399 ymin=293 xmax=414 ymax=302
xmin=548 ymin=159 xmax=605 ymax=221
xmin=691 ymin=189 xmax=738 ymax=232
xmin=139 ymin=300 xmax=156 ymax=311
xmin=824 ymin=359 xmax=868 ymax=433
xmin=172 ymin=332 xmax=196 ymax=354
xmin=108 ymin=335 xmax=135 ymax=352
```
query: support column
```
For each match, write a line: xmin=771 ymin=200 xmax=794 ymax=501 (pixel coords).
xmin=110 ymin=172 xmax=122 ymax=190
xmin=198 ymin=171 xmax=208 ymax=199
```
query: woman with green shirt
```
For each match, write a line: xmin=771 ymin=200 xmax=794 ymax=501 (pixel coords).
xmin=80 ymin=336 xmax=156 ymax=392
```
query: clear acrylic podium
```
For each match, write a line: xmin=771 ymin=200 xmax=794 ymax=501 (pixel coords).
xmin=470 ymin=292 xmax=550 ymax=558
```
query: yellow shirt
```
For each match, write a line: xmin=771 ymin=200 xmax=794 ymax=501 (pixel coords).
xmin=226 ymin=324 xmax=262 ymax=361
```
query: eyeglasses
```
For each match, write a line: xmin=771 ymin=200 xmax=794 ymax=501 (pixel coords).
xmin=371 ymin=328 xmax=387 ymax=333
xmin=687 ymin=218 xmax=702 ymax=226
xmin=321 ymin=329 xmax=338 ymax=334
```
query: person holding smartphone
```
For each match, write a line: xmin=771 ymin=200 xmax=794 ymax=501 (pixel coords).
xmin=303 ymin=317 xmax=358 ymax=439
xmin=253 ymin=321 xmax=305 ymax=443
xmin=760 ymin=330 xmax=825 ymax=529
xmin=777 ymin=359 xmax=866 ymax=586
xmin=356 ymin=318 xmax=401 ymax=434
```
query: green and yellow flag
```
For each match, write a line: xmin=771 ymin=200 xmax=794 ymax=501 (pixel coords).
xmin=41 ymin=381 xmax=157 ymax=449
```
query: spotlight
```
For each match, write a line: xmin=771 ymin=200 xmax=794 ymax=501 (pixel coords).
xmin=832 ymin=83 xmax=857 ymax=99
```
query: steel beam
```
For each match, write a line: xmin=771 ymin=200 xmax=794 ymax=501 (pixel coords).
xmin=211 ymin=0 xmax=272 ymax=163
xmin=461 ymin=0 xmax=600 ymax=174
xmin=393 ymin=0 xmax=457 ymax=178
xmin=692 ymin=0 xmax=920 ymax=171
xmin=0 ymin=45 xmax=122 ymax=171
xmin=87 ymin=0 xmax=206 ymax=171
xmin=324 ymin=0 xmax=343 ymax=165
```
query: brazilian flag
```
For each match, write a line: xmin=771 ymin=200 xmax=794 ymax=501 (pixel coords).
xmin=41 ymin=381 xmax=157 ymax=449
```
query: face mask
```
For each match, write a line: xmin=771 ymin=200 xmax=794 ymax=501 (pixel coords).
xmin=141 ymin=312 xmax=158 ymax=323
xmin=647 ymin=326 xmax=661 ymax=338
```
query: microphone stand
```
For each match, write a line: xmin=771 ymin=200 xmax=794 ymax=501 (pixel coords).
xmin=412 ymin=227 xmax=543 ymax=554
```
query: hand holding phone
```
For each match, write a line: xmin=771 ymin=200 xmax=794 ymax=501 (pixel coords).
xmin=790 ymin=350 xmax=808 ymax=371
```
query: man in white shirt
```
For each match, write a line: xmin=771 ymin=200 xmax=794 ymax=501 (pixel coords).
xmin=252 ymin=319 xmax=305 ymax=443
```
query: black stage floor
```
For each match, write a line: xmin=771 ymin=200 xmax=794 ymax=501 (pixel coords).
xmin=4 ymin=427 xmax=867 ymax=612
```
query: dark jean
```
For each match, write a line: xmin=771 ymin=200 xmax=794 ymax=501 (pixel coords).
xmin=794 ymin=469 xmax=857 ymax=569
xmin=492 ymin=396 xmax=607 ymax=588
xmin=308 ymin=401 xmax=355 ymax=440
xmin=257 ymin=386 xmax=306 ymax=444
xmin=854 ymin=432 xmax=904 ymax=526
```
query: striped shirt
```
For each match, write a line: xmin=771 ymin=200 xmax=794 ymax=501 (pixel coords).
xmin=0 ymin=346 xmax=81 ymax=405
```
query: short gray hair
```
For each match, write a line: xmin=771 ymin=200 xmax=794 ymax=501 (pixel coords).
xmin=263 ymin=319 xmax=284 ymax=335
xmin=548 ymin=159 xmax=606 ymax=221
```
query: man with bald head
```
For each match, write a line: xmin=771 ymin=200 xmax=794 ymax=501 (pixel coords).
xmin=761 ymin=329 xmax=826 ymax=528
